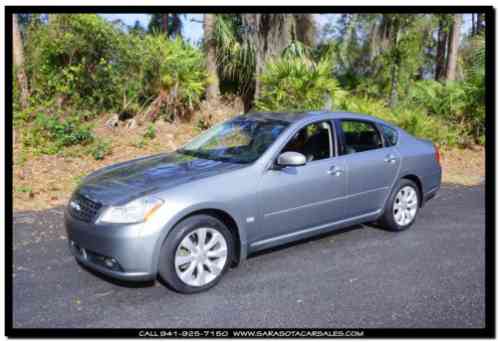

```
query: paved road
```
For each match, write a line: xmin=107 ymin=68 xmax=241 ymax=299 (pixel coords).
xmin=12 ymin=184 xmax=485 ymax=328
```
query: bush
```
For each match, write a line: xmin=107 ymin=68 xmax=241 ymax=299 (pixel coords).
xmin=16 ymin=14 xmax=209 ymax=158
xmin=89 ymin=139 xmax=112 ymax=160
xmin=338 ymin=95 xmax=461 ymax=147
xmin=143 ymin=124 xmax=156 ymax=140
xmin=256 ymin=56 xmax=346 ymax=112
xmin=403 ymin=80 xmax=484 ymax=143
xmin=25 ymin=14 xmax=130 ymax=111
xmin=23 ymin=112 xmax=94 ymax=154
xmin=141 ymin=36 xmax=207 ymax=120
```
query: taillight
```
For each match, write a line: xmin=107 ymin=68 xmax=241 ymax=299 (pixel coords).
xmin=434 ymin=145 xmax=441 ymax=165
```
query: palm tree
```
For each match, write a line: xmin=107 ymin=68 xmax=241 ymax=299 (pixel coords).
xmin=13 ymin=14 xmax=30 ymax=109
xmin=148 ymin=14 xmax=183 ymax=37
xmin=445 ymin=14 xmax=462 ymax=81
xmin=211 ymin=14 xmax=316 ymax=109
xmin=204 ymin=14 xmax=219 ymax=100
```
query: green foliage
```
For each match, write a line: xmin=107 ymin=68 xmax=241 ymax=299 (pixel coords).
xmin=213 ymin=15 xmax=255 ymax=96
xmin=141 ymin=36 xmax=207 ymax=120
xmin=16 ymin=185 xmax=33 ymax=194
xmin=13 ymin=107 xmax=31 ymax=127
xmin=88 ymin=139 xmax=112 ymax=160
xmin=13 ymin=66 xmax=21 ymax=114
xmin=143 ymin=124 xmax=156 ymax=140
xmin=13 ymin=13 xmax=485 ymax=155
xmin=403 ymin=79 xmax=484 ymax=142
xmin=148 ymin=14 xmax=183 ymax=38
xmin=460 ymin=33 xmax=486 ymax=139
xmin=23 ymin=112 xmax=94 ymax=155
xmin=132 ymin=124 xmax=158 ymax=149
xmin=338 ymin=95 xmax=460 ymax=146
xmin=25 ymin=14 xmax=130 ymax=110
xmin=256 ymin=55 xmax=346 ymax=112
xmin=406 ymin=80 xmax=466 ymax=119
xmin=23 ymin=14 xmax=206 ymax=120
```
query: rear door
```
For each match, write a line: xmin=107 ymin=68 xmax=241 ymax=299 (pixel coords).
xmin=335 ymin=119 xmax=401 ymax=218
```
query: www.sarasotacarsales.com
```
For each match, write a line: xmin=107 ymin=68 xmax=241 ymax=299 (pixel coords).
xmin=232 ymin=330 xmax=365 ymax=337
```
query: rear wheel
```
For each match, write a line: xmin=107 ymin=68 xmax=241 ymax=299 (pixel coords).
xmin=158 ymin=215 xmax=234 ymax=293
xmin=379 ymin=179 xmax=420 ymax=231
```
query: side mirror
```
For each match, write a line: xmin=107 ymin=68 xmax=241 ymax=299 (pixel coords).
xmin=276 ymin=151 xmax=307 ymax=168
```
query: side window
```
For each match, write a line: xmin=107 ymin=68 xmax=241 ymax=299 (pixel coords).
xmin=340 ymin=120 xmax=382 ymax=155
xmin=379 ymin=124 xmax=398 ymax=147
xmin=281 ymin=122 xmax=332 ymax=162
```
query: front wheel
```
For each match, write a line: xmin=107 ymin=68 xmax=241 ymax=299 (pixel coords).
xmin=379 ymin=179 xmax=420 ymax=231
xmin=158 ymin=215 xmax=234 ymax=293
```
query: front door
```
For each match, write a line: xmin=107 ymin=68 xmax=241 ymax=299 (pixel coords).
xmin=254 ymin=121 xmax=347 ymax=243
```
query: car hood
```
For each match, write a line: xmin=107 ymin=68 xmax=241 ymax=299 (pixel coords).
xmin=76 ymin=152 xmax=247 ymax=206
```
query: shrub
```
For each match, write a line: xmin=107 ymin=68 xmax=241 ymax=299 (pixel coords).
xmin=338 ymin=95 xmax=461 ymax=147
xmin=404 ymin=79 xmax=484 ymax=143
xmin=141 ymin=36 xmax=208 ymax=120
xmin=89 ymin=139 xmax=112 ymax=160
xmin=25 ymin=14 xmax=134 ymax=111
xmin=143 ymin=124 xmax=156 ymax=140
xmin=23 ymin=112 xmax=94 ymax=154
xmin=255 ymin=56 xmax=346 ymax=112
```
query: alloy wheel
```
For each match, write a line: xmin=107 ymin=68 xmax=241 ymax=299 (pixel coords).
xmin=393 ymin=186 xmax=418 ymax=226
xmin=174 ymin=227 xmax=228 ymax=287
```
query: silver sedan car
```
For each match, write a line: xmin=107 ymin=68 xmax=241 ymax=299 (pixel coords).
xmin=65 ymin=111 xmax=441 ymax=293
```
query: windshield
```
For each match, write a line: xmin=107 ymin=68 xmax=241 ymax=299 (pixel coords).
xmin=178 ymin=116 xmax=289 ymax=164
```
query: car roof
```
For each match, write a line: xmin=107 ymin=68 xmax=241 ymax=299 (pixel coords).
xmin=243 ymin=111 xmax=392 ymax=126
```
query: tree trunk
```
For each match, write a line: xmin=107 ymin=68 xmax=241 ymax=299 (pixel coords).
xmin=435 ymin=18 xmax=448 ymax=81
xmin=48 ymin=14 xmax=56 ymax=24
xmin=242 ymin=14 xmax=297 ymax=100
xmin=13 ymin=14 xmax=30 ymax=109
xmin=294 ymin=14 xmax=316 ymax=47
xmin=162 ymin=14 xmax=169 ymax=37
xmin=445 ymin=14 xmax=462 ymax=81
xmin=204 ymin=14 xmax=219 ymax=101
xmin=368 ymin=18 xmax=381 ymax=63
xmin=471 ymin=13 xmax=476 ymax=36
xmin=388 ymin=17 xmax=400 ymax=108
xmin=339 ymin=14 xmax=357 ymax=69
xmin=477 ymin=13 xmax=485 ymax=34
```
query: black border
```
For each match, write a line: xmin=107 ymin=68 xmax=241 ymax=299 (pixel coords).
xmin=5 ymin=6 xmax=495 ymax=338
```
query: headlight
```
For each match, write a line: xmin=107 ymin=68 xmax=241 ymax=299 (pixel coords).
xmin=97 ymin=196 xmax=164 ymax=224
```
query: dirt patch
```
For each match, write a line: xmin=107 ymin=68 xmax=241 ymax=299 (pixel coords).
xmin=12 ymin=102 xmax=484 ymax=212
xmin=440 ymin=145 xmax=485 ymax=186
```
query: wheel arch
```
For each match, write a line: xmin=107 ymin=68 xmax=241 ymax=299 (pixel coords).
xmin=182 ymin=208 xmax=243 ymax=266
xmin=152 ymin=206 xmax=246 ymax=276
xmin=400 ymin=174 xmax=423 ymax=207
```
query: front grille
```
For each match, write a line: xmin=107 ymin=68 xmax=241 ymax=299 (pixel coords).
xmin=69 ymin=193 xmax=102 ymax=223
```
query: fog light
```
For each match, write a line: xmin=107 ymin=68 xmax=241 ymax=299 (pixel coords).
xmin=104 ymin=257 xmax=116 ymax=269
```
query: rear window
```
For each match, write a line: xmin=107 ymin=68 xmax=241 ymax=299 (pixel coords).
xmin=379 ymin=124 xmax=398 ymax=147
xmin=340 ymin=120 xmax=383 ymax=155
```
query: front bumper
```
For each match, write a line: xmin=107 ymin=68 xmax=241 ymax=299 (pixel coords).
xmin=65 ymin=209 xmax=159 ymax=282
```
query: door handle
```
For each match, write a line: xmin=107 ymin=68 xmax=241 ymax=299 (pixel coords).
xmin=384 ymin=154 xmax=397 ymax=164
xmin=328 ymin=166 xmax=344 ymax=176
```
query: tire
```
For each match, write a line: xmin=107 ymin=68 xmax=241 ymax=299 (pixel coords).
xmin=158 ymin=214 xmax=234 ymax=294
xmin=379 ymin=179 xmax=420 ymax=231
